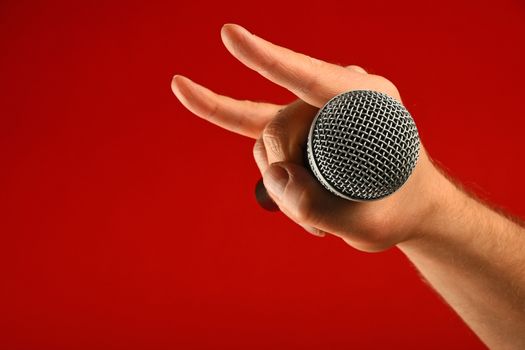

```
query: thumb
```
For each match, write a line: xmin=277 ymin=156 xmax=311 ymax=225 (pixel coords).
xmin=262 ymin=162 xmax=357 ymax=239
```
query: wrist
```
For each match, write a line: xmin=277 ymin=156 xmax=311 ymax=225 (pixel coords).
xmin=395 ymin=152 xmax=466 ymax=246
xmin=340 ymin=151 xmax=463 ymax=252
xmin=396 ymin=157 xmax=471 ymax=249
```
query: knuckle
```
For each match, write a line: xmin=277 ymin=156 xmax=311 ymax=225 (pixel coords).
xmin=299 ymin=55 xmax=321 ymax=95
xmin=252 ymin=138 xmax=265 ymax=159
xmin=255 ymin=52 xmax=278 ymax=77
xmin=262 ymin=118 xmax=287 ymax=161
xmin=293 ymin=186 xmax=321 ymax=225
xmin=345 ymin=65 xmax=367 ymax=74
xmin=371 ymin=74 xmax=400 ymax=98
xmin=252 ymin=138 xmax=268 ymax=172
xmin=381 ymin=77 xmax=399 ymax=95
xmin=206 ymin=101 xmax=219 ymax=120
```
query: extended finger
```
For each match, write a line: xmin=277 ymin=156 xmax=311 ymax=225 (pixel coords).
xmin=220 ymin=24 xmax=385 ymax=107
xmin=171 ymin=75 xmax=285 ymax=139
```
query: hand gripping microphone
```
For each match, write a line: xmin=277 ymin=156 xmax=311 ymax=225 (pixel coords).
xmin=255 ymin=90 xmax=420 ymax=210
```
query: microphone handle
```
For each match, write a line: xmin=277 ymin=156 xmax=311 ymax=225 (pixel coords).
xmin=255 ymin=178 xmax=279 ymax=211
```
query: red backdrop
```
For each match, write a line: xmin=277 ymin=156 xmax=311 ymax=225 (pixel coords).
xmin=1 ymin=1 xmax=524 ymax=349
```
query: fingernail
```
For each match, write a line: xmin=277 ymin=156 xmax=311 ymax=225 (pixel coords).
xmin=222 ymin=23 xmax=251 ymax=35
xmin=171 ymin=75 xmax=187 ymax=92
xmin=171 ymin=74 xmax=180 ymax=88
xmin=302 ymin=225 xmax=326 ymax=237
xmin=264 ymin=165 xmax=289 ymax=201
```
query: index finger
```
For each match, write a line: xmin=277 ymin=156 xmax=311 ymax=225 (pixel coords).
xmin=220 ymin=24 xmax=390 ymax=107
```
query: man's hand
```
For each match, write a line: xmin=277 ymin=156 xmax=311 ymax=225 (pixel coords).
xmin=171 ymin=23 xmax=442 ymax=252
xmin=172 ymin=23 xmax=525 ymax=349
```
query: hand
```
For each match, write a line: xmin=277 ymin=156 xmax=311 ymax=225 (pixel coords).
xmin=172 ymin=24 xmax=525 ymax=347
xmin=171 ymin=24 xmax=446 ymax=252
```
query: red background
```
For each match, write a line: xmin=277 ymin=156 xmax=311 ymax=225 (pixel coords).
xmin=1 ymin=1 xmax=525 ymax=349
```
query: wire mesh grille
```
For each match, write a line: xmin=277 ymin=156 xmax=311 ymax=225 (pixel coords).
xmin=306 ymin=90 xmax=420 ymax=201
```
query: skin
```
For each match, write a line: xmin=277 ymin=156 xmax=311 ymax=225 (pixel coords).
xmin=171 ymin=23 xmax=525 ymax=349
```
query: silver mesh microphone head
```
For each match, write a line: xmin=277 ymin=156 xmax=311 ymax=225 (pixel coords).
xmin=306 ymin=90 xmax=420 ymax=201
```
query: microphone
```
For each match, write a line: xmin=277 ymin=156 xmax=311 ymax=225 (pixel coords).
xmin=255 ymin=90 xmax=420 ymax=210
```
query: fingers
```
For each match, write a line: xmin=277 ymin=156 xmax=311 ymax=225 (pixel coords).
xmin=253 ymin=101 xmax=327 ymax=238
xmin=171 ymin=26 xmax=377 ymax=140
xmin=253 ymin=67 xmax=367 ymax=173
xmin=262 ymin=162 xmax=358 ymax=239
xmin=263 ymin=161 xmax=403 ymax=251
xmin=220 ymin=24 xmax=381 ymax=107
xmin=253 ymin=138 xmax=268 ymax=174
xmin=171 ymin=75 xmax=285 ymax=139
xmin=261 ymin=100 xmax=318 ymax=166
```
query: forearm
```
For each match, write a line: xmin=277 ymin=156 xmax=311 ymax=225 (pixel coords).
xmin=398 ymin=167 xmax=525 ymax=349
